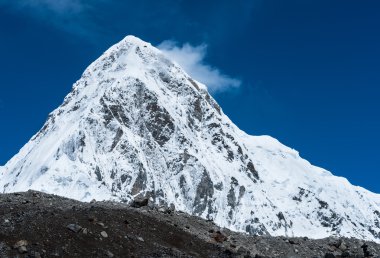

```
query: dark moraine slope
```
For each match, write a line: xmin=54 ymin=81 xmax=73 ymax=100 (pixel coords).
xmin=0 ymin=191 xmax=379 ymax=258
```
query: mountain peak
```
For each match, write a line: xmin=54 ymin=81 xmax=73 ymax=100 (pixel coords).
xmin=1 ymin=35 xmax=380 ymax=243
xmin=82 ymin=35 xmax=207 ymax=97
xmin=102 ymin=35 xmax=158 ymax=60
xmin=89 ymin=35 xmax=162 ymax=73
xmin=121 ymin=35 xmax=151 ymax=46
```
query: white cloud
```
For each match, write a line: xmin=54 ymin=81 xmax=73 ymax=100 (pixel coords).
xmin=158 ymin=40 xmax=241 ymax=93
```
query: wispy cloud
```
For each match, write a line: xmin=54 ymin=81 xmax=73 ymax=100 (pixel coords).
xmin=13 ymin=0 xmax=84 ymax=13
xmin=158 ymin=40 xmax=241 ymax=93
xmin=0 ymin=0 xmax=99 ymax=38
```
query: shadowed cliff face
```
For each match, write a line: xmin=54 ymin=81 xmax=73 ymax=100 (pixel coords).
xmin=1 ymin=191 xmax=380 ymax=258
xmin=1 ymin=36 xmax=379 ymax=243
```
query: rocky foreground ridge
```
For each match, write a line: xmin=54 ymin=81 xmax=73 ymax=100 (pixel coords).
xmin=0 ymin=191 xmax=379 ymax=258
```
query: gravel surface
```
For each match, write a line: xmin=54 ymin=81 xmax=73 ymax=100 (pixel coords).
xmin=0 ymin=190 xmax=379 ymax=257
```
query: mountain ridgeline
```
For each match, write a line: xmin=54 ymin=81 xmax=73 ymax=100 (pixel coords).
xmin=1 ymin=36 xmax=379 ymax=243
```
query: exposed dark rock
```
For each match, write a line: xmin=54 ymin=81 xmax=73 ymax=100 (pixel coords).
xmin=99 ymin=97 xmax=117 ymax=125
xmin=214 ymin=182 xmax=223 ymax=191
xmin=238 ymin=186 xmax=246 ymax=201
xmin=131 ymin=167 xmax=147 ymax=195
xmin=193 ymin=170 xmax=214 ymax=215
xmin=247 ymin=161 xmax=259 ymax=180
xmin=188 ymin=78 xmax=200 ymax=91
xmin=131 ymin=195 xmax=149 ymax=208
xmin=193 ymin=97 xmax=203 ymax=121
xmin=66 ymin=224 xmax=82 ymax=233
xmin=362 ymin=243 xmax=378 ymax=257
xmin=318 ymin=199 xmax=329 ymax=209
xmin=204 ymin=93 xmax=221 ymax=115
xmin=159 ymin=71 xmax=171 ymax=83
xmin=144 ymin=93 xmax=175 ymax=146
xmin=94 ymin=166 xmax=102 ymax=182
xmin=227 ymin=184 xmax=237 ymax=209
xmin=245 ymin=222 xmax=269 ymax=236
xmin=110 ymin=128 xmax=123 ymax=151
xmin=277 ymin=212 xmax=286 ymax=221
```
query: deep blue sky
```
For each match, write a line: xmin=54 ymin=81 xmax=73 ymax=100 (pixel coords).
xmin=0 ymin=0 xmax=379 ymax=193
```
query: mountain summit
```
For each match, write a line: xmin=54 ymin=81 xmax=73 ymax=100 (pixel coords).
xmin=1 ymin=35 xmax=379 ymax=242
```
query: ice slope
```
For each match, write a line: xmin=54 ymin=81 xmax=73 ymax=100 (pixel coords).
xmin=1 ymin=35 xmax=379 ymax=242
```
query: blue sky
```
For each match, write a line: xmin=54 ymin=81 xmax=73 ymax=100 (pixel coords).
xmin=0 ymin=0 xmax=379 ymax=193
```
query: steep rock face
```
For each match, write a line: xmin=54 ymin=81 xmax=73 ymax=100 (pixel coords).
xmin=1 ymin=36 xmax=380 ymax=242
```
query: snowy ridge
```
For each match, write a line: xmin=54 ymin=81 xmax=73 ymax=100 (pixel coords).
xmin=1 ymin=35 xmax=380 ymax=242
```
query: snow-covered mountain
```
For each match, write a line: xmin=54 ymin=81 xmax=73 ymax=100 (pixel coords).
xmin=1 ymin=35 xmax=379 ymax=242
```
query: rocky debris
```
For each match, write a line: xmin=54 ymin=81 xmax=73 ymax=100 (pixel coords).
xmin=30 ymin=250 xmax=42 ymax=258
xmin=97 ymin=222 xmax=107 ymax=228
xmin=105 ymin=250 xmax=114 ymax=257
xmin=13 ymin=240 xmax=28 ymax=254
xmin=66 ymin=224 xmax=82 ymax=233
xmin=0 ymin=242 xmax=11 ymax=257
xmin=13 ymin=240 xmax=28 ymax=249
xmin=212 ymin=230 xmax=227 ymax=243
xmin=131 ymin=195 xmax=149 ymax=208
xmin=18 ymin=245 xmax=28 ymax=254
xmin=362 ymin=243 xmax=377 ymax=257
xmin=0 ymin=190 xmax=379 ymax=257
